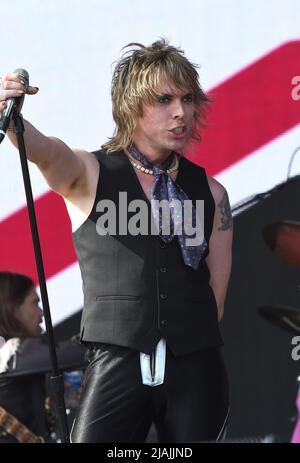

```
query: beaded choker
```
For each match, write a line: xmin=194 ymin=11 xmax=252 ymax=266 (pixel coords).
xmin=125 ymin=149 xmax=179 ymax=175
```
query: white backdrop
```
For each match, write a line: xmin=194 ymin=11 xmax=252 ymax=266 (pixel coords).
xmin=0 ymin=0 xmax=300 ymax=326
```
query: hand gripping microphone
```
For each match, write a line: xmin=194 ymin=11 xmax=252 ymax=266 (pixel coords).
xmin=0 ymin=69 xmax=29 ymax=144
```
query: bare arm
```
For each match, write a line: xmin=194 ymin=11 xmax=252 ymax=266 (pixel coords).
xmin=206 ymin=177 xmax=233 ymax=321
xmin=0 ymin=72 xmax=89 ymax=198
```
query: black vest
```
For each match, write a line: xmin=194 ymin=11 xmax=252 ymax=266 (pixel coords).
xmin=73 ymin=150 xmax=223 ymax=356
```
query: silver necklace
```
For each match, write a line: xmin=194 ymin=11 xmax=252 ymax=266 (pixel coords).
xmin=125 ymin=149 xmax=179 ymax=175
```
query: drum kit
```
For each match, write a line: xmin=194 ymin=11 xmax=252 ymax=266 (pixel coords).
xmin=259 ymin=220 xmax=300 ymax=443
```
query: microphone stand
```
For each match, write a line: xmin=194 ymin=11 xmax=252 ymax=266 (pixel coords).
xmin=11 ymin=110 xmax=70 ymax=443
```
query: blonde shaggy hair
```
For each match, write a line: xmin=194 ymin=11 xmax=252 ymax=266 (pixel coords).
xmin=102 ymin=39 xmax=210 ymax=153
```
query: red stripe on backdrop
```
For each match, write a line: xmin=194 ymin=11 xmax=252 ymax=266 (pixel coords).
xmin=0 ymin=192 xmax=76 ymax=283
xmin=188 ymin=40 xmax=300 ymax=175
xmin=0 ymin=40 xmax=300 ymax=280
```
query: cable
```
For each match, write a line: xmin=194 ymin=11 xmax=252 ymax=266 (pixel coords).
xmin=287 ymin=145 xmax=300 ymax=180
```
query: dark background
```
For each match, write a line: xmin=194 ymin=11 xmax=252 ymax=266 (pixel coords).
xmin=221 ymin=176 xmax=300 ymax=442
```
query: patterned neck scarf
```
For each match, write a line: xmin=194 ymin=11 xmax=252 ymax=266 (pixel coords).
xmin=127 ymin=144 xmax=207 ymax=270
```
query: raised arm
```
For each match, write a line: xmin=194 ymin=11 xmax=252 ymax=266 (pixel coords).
xmin=0 ymin=72 xmax=91 ymax=198
xmin=206 ymin=176 xmax=233 ymax=321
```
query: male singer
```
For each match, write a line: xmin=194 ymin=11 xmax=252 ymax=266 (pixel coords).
xmin=0 ymin=39 xmax=232 ymax=442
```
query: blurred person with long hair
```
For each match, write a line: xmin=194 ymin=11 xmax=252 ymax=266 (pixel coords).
xmin=0 ymin=272 xmax=86 ymax=443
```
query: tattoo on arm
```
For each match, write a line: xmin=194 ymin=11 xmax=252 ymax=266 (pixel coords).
xmin=217 ymin=191 xmax=233 ymax=231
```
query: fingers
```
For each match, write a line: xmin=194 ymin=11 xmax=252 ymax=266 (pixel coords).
xmin=0 ymin=75 xmax=25 ymax=102
xmin=1 ymin=78 xmax=26 ymax=95
xmin=0 ymin=72 xmax=39 ymax=100
xmin=26 ymin=85 xmax=39 ymax=95
xmin=2 ymin=72 xmax=22 ymax=82
xmin=0 ymin=72 xmax=39 ymax=118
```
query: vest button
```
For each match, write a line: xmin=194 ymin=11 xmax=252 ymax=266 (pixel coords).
xmin=159 ymin=242 xmax=166 ymax=249
xmin=161 ymin=319 xmax=168 ymax=326
xmin=160 ymin=293 xmax=168 ymax=300
xmin=160 ymin=267 xmax=167 ymax=273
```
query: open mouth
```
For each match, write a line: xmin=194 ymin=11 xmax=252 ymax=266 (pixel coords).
xmin=170 ymin=127 xmax=185 ymax=134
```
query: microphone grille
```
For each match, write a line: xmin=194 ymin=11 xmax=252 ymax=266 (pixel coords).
xmin=14 ymin=69 xmax=29 ymax=89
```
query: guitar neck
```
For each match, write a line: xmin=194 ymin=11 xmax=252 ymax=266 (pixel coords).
xmin=0 ymin=405 xmax=42 ymax=443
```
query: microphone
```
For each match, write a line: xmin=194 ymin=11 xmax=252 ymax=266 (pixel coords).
xmin=0 ymin=68 xmax=29 ymax=144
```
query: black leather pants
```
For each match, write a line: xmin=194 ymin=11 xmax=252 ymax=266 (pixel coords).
xmin=71 ymin=343 xmax=229 ymax=443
